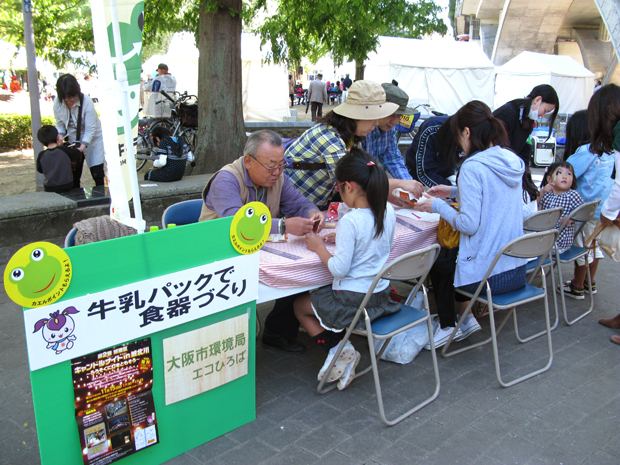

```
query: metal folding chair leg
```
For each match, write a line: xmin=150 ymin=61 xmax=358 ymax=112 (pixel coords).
xmin=489 ymin=284 xmax=554 ymax=387
xmin=556 ymin=259 xmax=594 ymax=326
xmin=366 ymin=313 xmax=440 ymax=426
xmin=515 ymin=262 xmax=559 ymax=343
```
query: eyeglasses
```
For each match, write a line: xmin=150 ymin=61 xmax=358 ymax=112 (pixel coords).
xmin=251 ymin=155 xmax=285 ymax=174
xmin=334 ymin=181 xmax=357 ymax=191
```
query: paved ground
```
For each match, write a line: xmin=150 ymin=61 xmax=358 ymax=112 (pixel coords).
xmin=1 ymin=255 xmax=619 ymax=465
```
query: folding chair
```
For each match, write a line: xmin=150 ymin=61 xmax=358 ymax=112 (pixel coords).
xmin=441 ymin=230 xmax=558 ymax=388
xmin=64 ymin=227 xmax=78 ymax=248
xmin=516 ymin=207 xmax=563 ymax=342
xmin=317 ymin=244 xmax=441 ymax=426
xmin=161 ymin=199 xmax=204 ymax=229
xmin=553 ymin=200 xmax=600 ymax=325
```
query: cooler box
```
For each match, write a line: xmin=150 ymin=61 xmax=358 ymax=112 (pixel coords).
xmin=531 ymin=127 xmax=556 ymax=167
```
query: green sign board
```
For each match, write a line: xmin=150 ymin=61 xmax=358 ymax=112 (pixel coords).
xmin=27 ymin=218 xmax=256 ymax=465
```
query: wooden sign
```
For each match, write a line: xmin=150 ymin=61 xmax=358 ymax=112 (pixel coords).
xmin=163 ymin=314 xmax=249 ymax=405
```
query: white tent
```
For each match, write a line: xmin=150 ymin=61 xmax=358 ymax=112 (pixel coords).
xmin=495 ymin=52 xmax=595 ymax=114
xmin=150 ymin=32 xmax=290 ymax=122
xmin=364 ymin=36 xmax=495 ymax=115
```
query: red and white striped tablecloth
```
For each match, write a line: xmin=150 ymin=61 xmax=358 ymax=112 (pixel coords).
xmin=259 ymin=216 xmax=438 ymax=289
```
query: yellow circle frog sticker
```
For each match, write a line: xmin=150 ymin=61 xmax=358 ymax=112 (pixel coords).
xmin=4 ymin=242 xmax=72 ymax=308
xmin=230 ymin=202 xmax=271 ymax=254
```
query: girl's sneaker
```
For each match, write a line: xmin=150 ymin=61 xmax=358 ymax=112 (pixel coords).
xmin=337 ymin=351 xmax=361 ymax=390
xmin=424 ymin=319 xmax=462 ymax=350
xmin=559 ymin=281 xmax=585 ymax=300
xmin=455 ymin=314 xmax=481 ymax=341
xmin=318 ymin=341 xmax=356 ymax=383
xmin=582 ymin=280 xmax=597 ymax=295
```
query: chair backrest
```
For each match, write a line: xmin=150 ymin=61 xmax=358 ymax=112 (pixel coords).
xmin=523 ymin=207 xmax=563 ymax=232
xmin=557 ymin=200 xmax=600 ymax=236
xmin=64 ymin=227 xmax=78 ymax=248
xmin=467 ymin=230 xmax=559 ymax=301
xmin=359 ymin=244 xmax=440 ymax=310
xmin=161 ymin=199 xmax=204 ymax=229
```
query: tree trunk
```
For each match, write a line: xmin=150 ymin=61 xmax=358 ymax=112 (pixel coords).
xmin=355 ymin=60 xmax=365 ymax=80
xmin=195 ymin=0 xmax=246 ymax=175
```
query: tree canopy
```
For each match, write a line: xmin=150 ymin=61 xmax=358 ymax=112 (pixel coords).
xmin=0 ymin=0 xmax=95 ymax=69
xmin=249 ymin=0 xmax=448 ymax=78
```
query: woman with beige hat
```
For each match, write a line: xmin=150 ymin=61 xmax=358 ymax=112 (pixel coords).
xmin=284 ymin=80 xmax=424 ymax=210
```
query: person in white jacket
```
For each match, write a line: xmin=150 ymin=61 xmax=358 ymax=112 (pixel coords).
xmin=148 ymin=63 xmax=176 ymax=93
xmin=53 ymin=74 xmax=105 ymax=186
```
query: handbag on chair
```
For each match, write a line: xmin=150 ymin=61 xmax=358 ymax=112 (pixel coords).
xmin=586 ymin=214 xmax=620 ymax=262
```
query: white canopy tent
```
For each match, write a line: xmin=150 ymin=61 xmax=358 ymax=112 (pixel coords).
xmin=364 ymin=36 xmax=495 ymax=115
xmin=495 ymin=52 xmax=595 ymax=114
xmin=149 ymin=32 xmax=290 ymax=122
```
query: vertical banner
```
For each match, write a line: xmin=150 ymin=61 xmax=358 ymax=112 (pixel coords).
xmin=90 ymin=0 xmax=146 ymax=232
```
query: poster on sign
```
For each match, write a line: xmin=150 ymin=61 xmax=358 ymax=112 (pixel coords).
xmin=72 ymin=338 xmax=158 ymax=464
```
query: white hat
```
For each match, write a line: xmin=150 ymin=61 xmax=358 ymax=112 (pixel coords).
xmin=333 ymin=80 xmax=399 ymax=120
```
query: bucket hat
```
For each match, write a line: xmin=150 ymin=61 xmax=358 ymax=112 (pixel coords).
xmin=333 ymin=80 xmax=398 ymax=120
xmin=382 ymin=83 xmax=415 ymax=115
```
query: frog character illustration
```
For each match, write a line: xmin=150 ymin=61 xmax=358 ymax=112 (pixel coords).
xmin=230 ymin=202 xmax=271 ymax=254
xmin=33 ymin=307 xmax=79 ymax=354
xmin=4 ymin=242 xmax=72 ymax=308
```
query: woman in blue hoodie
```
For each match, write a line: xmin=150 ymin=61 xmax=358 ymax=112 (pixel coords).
xmin=417 ymin=100 xmax=527 ymax=348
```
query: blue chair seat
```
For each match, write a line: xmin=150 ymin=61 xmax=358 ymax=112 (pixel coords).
xmin=558 ymin=245 xmax=587 ymax=262
xmin=526 ymin=257 xmax=551 ymax=271
xmin=371 ymin=304 xmax=428 ymax=336
xmin=474 ymin=284 xmax=545 ymax=307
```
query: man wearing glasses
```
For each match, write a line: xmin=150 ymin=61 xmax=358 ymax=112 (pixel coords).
xmin=199 ymin=129 xmax=325 ymax=353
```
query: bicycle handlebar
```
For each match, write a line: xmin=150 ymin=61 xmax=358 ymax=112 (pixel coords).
xmin=160 ymin=90 xmax=176 ymax=103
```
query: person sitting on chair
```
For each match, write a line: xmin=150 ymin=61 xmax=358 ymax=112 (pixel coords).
xmin=199 ymin=130 xmax=326 ymax=353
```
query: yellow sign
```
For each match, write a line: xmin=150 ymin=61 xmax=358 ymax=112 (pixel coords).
xmin=399 ymin=114 xmax=414 ymax=129
xmin=4 ymin=242 xmax=72 ymax=308
xmin=229 ymin=202 xmax=271 ymax=254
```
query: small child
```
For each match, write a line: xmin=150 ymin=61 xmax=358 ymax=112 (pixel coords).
xmin=538 ymin=161 xmax=584 ymax=253
xmin=293 ymin=148 xmax=400 ymax=390
xmin=36 ymin=125 xmax=82 ymax=192
xmin=144 ymin=125 xmax=188 ymax=182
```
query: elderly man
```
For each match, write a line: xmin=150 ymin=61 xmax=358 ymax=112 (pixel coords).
xmin=149 ymin=63 xmax=177 ymax=93
xmin=200 ymin=130 xmax=325 ymax=352
xmin=362 ymin=83 xmax=415 ymax=180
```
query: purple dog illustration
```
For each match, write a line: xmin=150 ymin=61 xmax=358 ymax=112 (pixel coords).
xmin=33 ymin=306 xmax=79 ymax=354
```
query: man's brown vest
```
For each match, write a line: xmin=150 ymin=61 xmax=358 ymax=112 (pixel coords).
xmin=199 ymin=157 xmax=284 ymax=222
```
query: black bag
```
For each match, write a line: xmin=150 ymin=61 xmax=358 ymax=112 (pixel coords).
xmin=178 ymin=103 xmax=198 ymax=128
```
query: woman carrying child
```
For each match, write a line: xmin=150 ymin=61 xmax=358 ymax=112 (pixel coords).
xmin=537 ymin=162 xmax=584 ymax=254
xmin=557 ymin=110 xmax=615 ymax=299
xmin=416 ymin=100 xmax=528 ymax=348
xmin=144 ymin=125 xmax=188 ymax=182
xmin=294 ymin=148 xmax=400 ymax=390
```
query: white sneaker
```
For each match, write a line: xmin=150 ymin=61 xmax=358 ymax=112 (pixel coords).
xmin=337 ymin=351 xmax=361 ymax=390
xmin=455 ymin=314 xmax=481 ymax=341
xmin=318 ymin=341 xmax=356 ymax=383
xmin=424 ymin=322 xmax=462 ymax=350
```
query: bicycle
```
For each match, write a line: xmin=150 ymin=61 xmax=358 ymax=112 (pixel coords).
xmin=136 ymin=91 xmax=198 ymax=174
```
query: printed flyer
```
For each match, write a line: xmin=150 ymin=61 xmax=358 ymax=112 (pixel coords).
xmin=71 ymin=338 xmax=158 ymax=464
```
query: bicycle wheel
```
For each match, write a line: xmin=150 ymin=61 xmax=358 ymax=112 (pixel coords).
xmin=135 ymin=133 xmax=149 ymax=171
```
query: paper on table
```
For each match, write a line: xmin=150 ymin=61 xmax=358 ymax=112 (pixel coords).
xmin=395 ymin=208 xmax=440 ymax=222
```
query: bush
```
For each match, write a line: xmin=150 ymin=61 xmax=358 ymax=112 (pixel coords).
xmin=0 ymin=114 xmax=55 ymax=151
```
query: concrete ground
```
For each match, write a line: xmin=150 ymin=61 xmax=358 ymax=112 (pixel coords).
xmin=1 ymin=256 xmax=619 ymax=465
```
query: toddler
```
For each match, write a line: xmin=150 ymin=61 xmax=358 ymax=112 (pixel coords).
xmin=36 ymin=125 xmax=82 ymax=192
xmin=144 ymin=125 xmax=190 ymax=182
xmin=294 ymin=148 xmax=400 ymax=390
xmin=538 ymin=161 xmax=584 ymax=253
